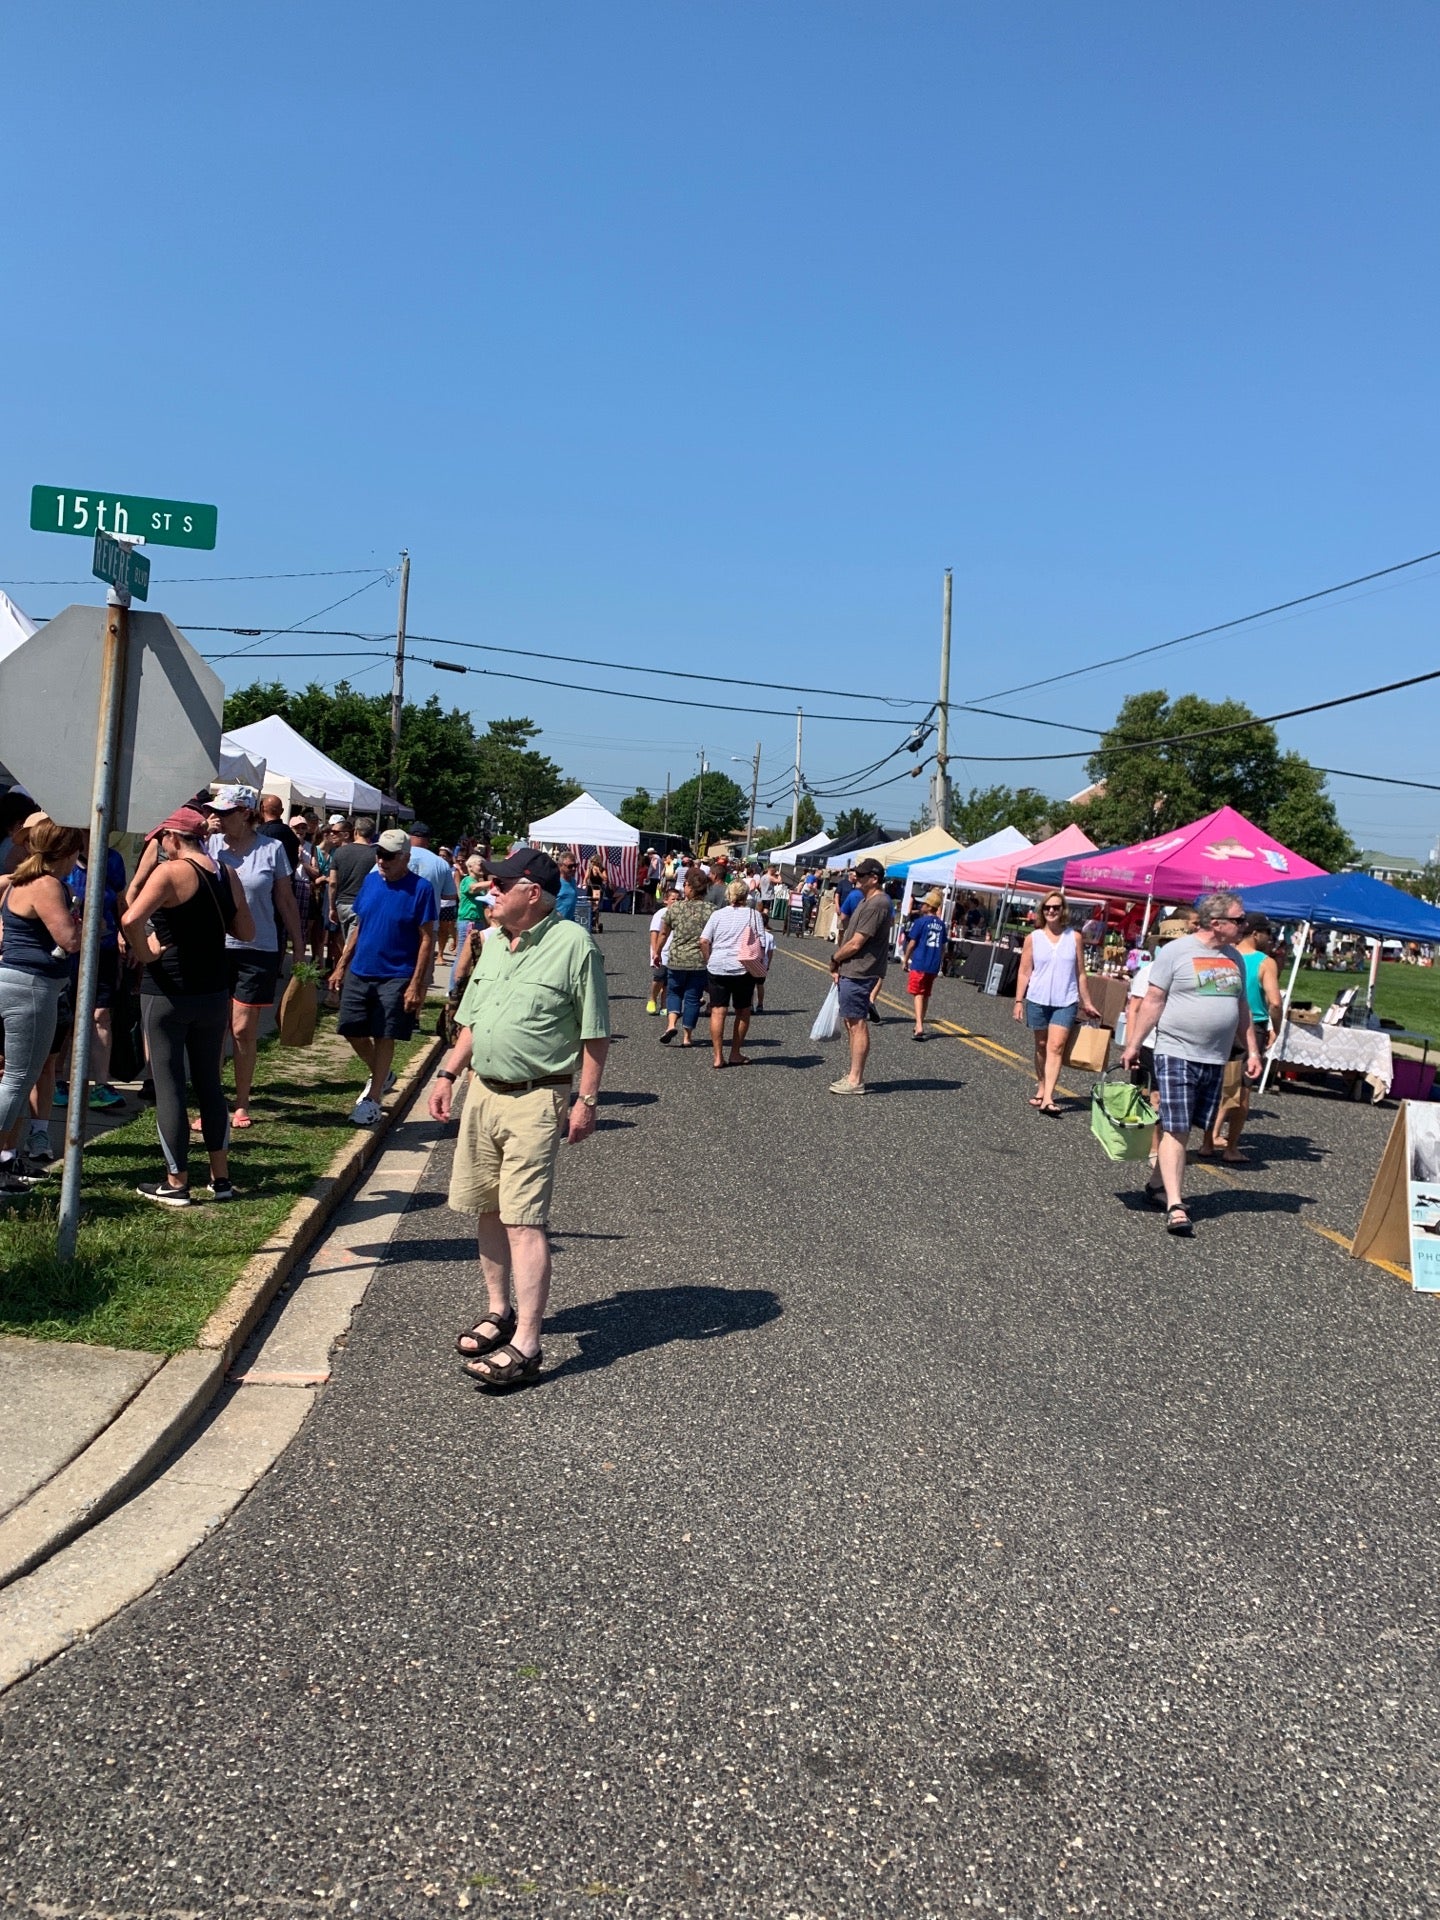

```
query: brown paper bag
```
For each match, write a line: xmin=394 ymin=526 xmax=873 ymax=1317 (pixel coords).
xmin=277 ymin=973 xmax=318 ymax=1048
xmin=1064 ymin=1023 xmax=1111 ymax=1073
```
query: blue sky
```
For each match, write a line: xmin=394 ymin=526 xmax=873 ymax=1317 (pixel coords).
xmin=4 ymin=2 xmax=1438 ymax=851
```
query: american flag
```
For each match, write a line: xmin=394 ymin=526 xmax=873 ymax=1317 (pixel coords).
xmin=571 ymin=842 xmax=638 ymax=892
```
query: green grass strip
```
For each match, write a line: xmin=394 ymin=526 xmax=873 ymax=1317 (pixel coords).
xmin=0 ymin=1025 xmax=430 ymax=1354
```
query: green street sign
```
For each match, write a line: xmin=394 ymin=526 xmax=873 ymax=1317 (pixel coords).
xmin=92 ymin=531 xmax=150 ymax=602
xmin=30 ymin=484 xmax=217 ymax=550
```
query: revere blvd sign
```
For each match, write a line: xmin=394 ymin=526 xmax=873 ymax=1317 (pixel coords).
xmin=30 ymin=484 xmax=218 ymax=550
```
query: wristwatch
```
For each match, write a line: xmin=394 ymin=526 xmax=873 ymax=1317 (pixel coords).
xmin=574 ymin=1091 xmax=598 ymax=1109
xmin=437 ymin=1068 xmax=458 ymax=1084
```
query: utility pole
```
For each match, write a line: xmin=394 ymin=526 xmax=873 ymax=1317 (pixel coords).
xmin=745 ymin=741 xmax=761 ymax=858
xmin=693 ymin=748 xmax=706 ymax=846
xmin=791 ymin=707 xmax=803 ymax=842
xmin=388 ymin=548 xmax=410 ymax=811
xmin=931 ymin=567 xmax=952 ymax=832
xmin=662 ymin=772 xmax=671 ymax=837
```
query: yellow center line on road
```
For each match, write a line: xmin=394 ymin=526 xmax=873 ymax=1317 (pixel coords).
xmin=775 ymin=946 xmax=1417 ymax=1288
xmin=777 ymin=945 xmax=1078 ymax=1090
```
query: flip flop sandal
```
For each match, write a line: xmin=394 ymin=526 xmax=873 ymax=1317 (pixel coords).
xmin=464 ymin=1342 xmax=543 ymax=1389
xmin=1165 ymin=1203 xmax=1193 ymax=1236
xmin=455 ymin=1304 xmax=517 ymax=1358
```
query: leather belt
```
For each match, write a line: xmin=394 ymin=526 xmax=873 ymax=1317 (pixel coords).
xmin=478 ymin=1073 xmax=574 ymax=1095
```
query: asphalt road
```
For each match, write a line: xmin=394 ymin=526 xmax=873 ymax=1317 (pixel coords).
xmin=3 ymin=926 xmax=1439 ymax=1918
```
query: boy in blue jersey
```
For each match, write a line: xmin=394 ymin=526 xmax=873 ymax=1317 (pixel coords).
xmin=903 ymin=889 xmax=948 ymax=1041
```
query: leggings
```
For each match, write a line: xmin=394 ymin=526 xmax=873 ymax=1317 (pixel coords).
xmin=141 ymin=989 xmax=230 ymax=1180
xmin=0 ymin=969 xmax=65 ymax=1137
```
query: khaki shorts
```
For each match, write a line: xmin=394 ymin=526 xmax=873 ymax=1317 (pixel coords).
xmin=447 ymin=1080 xmax=569 ymax=1227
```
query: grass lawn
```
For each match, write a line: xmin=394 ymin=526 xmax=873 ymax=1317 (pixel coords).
xmin=0 ymin=1021 xmax=433 ymax=1354
xmin=1290 ymin=965 xmax=1440 ymax=1045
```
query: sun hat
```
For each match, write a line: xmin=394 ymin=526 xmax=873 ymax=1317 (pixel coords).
xmin=922 ymin=888 xmax=944 ymax=909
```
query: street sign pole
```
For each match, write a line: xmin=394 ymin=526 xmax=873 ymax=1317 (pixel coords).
xmin=56 ymin=585 xmax=131 ymax=1262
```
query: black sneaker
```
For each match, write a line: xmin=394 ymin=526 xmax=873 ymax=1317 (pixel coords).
xmin=136 ymin=1180 xmax=192 ymax=1208
xmin=206 ymin=1177 xmax=238 ymax=1201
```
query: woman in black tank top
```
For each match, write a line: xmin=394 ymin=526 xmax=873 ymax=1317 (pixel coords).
xmin=120 ymin=812 xmax=255 ymax=1206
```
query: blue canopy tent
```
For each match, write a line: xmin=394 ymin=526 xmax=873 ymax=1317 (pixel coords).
xmin=1014 ymin=846 xmax=1124 ymax=890
xmin=1238 ymin=871 xmax=1440 ymax=1092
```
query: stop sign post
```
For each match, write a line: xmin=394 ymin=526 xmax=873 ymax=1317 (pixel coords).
xmin=17 ymin=482 xmax=221 ymax=1260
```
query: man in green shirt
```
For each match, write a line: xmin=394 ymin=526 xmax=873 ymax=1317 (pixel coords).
xmin=429 ymin=847 xmax=610 ymax=1389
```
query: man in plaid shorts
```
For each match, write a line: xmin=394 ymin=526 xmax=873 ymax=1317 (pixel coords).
xmin=1121 ymin=891 xmax=1262 ymax=1236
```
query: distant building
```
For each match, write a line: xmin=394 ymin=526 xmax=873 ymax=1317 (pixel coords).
xmin=1348 ymin=849 xmax=1426 ymax=884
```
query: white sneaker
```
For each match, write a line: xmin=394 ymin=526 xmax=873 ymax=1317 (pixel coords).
xmin=348 ymin=1096 xmax=383 ymax=1127
xmin=359 ymin=1070 xmax=398 ymax=1102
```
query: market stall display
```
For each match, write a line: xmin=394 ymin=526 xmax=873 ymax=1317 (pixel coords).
xmin=1270 ymin=1021 xmax=1394 ymax=1102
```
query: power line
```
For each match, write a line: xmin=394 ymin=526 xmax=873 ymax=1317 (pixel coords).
xmin=972 ymin=546 xmax=1440 ymax=703
xmin=933 ymin=663 xmax=1440 ymax=765
xmin=2 ymin=566 xmax=388 ymax=586
xmin=198 ymin=646 xmax=928 ymax=726
xmin=1316 ymin=766 xmax=1440 ymax=795
xmin=212 ymin=575 xmax=393 ymax=662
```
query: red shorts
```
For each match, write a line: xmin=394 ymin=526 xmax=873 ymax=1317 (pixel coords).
xmin=907 ymin=969 xmax=936 ymax=997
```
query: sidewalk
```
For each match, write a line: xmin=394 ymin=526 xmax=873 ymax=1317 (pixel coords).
xmin=0 ymin=979 xmax=450 ymax=1615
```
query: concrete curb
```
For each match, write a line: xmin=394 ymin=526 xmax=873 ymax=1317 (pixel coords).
xmin=0 ymin=1030 xmax=444 ymax=1594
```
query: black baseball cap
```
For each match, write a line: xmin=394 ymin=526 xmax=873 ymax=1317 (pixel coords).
xmin=855 ymin=857 xmax=885 ymax=879
xmin=409 ymin=821 xmax=432 ymax=837
xmin=485 ymin=845 xmax=562 ymax=893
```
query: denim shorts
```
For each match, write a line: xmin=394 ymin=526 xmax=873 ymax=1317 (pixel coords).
xmin=1024 ymin=998 xmax=1077 ymax=1031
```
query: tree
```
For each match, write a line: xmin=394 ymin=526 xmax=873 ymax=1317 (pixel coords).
xmin=950 ymin=785 xmax=1055 ymax=844
xmin=659 ymin=771 xmax=748 ymax=843
xmin=793 ymin=793 xmax=824 ymax=837
xmin=473 ymin=718 xmax=580 ymax=838
xmin=1065 ymin=690 xmax=1354 ymax=869
xmin=618 ymin=788 xmax=655 ymax=830
xmin=1264 ymin=754 xmax=1357 ymax=873
xmin=833 ymin=807 xmax=881 ymax=838
xmin=1394 ymin=865 xmax=1440 ymax=905
xmin=221 ymin=683 xmax=578 ymax=845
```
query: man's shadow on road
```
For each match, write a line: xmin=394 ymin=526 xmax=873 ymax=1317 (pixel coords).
xmin=542 ymin=1284 xmax=782 ymax=1380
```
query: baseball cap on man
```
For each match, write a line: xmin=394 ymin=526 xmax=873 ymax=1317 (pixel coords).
xmin=409 ymin=821 xmax=432 ymax=837
xmin=377 ymin=828 xmax=410 ymax=855
xmin=485 ymin=845 xmax=562 ymax=894
xmin=327 ymin=813 xmax=347 ymax=827
xmin=855 ymin=857 xmax=885 ymax=879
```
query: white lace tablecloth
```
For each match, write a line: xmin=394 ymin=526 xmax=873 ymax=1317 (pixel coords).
xmin=1272 ymin=1022 xmax=1393 ymax=1100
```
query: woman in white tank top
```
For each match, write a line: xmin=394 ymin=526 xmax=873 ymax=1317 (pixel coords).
xmin=1013 ymin=894 xmax=1101 ymax=1115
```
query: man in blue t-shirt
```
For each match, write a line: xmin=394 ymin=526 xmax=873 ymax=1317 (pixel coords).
xmin=902 ymin=889 xmax=948 ymax=1041
xmin=331 ymin=828 xmax=437 ymax=1125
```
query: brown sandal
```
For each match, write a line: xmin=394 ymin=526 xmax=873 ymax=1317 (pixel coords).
xmin=455 ymin=1304 xmax=516 ymax=1359
xmin=463 ymin=1342 xmax=543 ymax=1388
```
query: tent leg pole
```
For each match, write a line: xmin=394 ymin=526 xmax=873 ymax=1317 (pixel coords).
xmin=1260 ymin=920 xmax=1309 ymax=1096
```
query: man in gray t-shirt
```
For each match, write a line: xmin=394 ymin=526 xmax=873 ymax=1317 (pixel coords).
xmin=827 ymin=858 xmax=893 ymax=1096
xmin=1121 ymin=891 xmax=1262 ymax=1236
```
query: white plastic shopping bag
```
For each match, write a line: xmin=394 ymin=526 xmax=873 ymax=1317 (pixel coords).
xmin=810 ymin=983 xmax=842 ymax=1042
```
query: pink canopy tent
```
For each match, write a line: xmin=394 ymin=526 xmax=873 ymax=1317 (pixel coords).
xmin=948 ymin=822 xmax=1098 ymax=893
xmin=1062 ymin=806 xmax=1327 ymax=907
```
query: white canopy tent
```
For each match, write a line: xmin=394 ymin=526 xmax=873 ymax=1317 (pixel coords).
xmin=529 ymin=791 xmax=641 ymax=897
xmin=219 ymin=731 xmax=268 ymax=792
xmin=0 ymin=593 xmax=39 ymax=790
xmin=528 ymin=791 xmax=640 ymax=849
xmin=763 ymin=829 xmax=831 ymax=867
xmin=221 ymin=714 xmax=385 ymax=812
